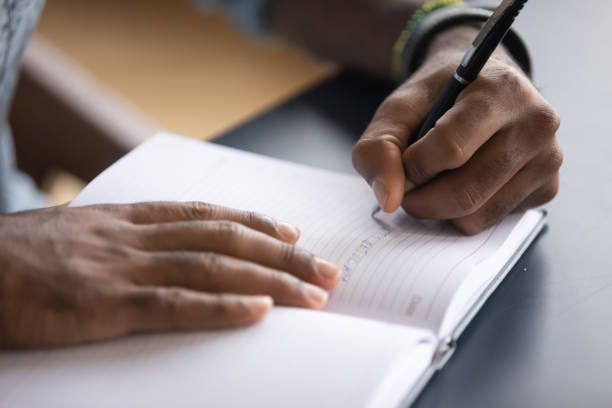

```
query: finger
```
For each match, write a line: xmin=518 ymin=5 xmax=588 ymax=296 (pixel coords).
xmin=515 ymin=176 xmax=560 ymax=212
xmin=91 ymin=201 xmax=300 ymax=244
xmin=135 ymin=220 xmax=341 ymax=289
xmin=352 ymin=84 xmax=430 ymax=212
xmin=121 ymin=287 xmax=272 ymax=332
xmin=401 ymin=93 xmax=511 ymax=189
xmin=452 ymin=155 xmax=562 ymax=235
xmin=129 ymin=252 xmax=329 ymax=309
xmin=401 ymin=126 xmax=537 ymax=220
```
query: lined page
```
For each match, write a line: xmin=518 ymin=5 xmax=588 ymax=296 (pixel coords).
xmin=0 ymin=308 xmax=435 ymax=408
xmin=72 ymin=133 xmax=539 ymax=332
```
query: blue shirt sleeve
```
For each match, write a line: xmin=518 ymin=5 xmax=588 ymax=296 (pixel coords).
xmin=194 ymin=0 xmax=270 ymax=37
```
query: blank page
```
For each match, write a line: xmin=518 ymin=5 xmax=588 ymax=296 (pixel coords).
xmin=71 ymin=133 xmax=541 ymax=333
xmin=0 ymin=308 xmax=435 ymax=408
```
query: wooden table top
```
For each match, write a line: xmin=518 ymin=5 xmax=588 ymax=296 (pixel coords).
xmin=35 ymin=0 xmax=334 ymax=141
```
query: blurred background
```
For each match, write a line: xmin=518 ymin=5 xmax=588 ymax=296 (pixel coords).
xmin=12 ymin=0 xmax=336 ymax=204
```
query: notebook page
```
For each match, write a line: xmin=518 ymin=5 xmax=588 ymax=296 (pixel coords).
xmin=0 ymin=308 xmax=436 ymax=408
xmin=438 ymin=209 xmax=543 ymax=338
xmin=71 ymin=133 xmax=535 ymax=333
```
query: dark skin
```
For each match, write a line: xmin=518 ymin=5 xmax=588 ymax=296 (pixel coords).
xmin=0 ymin=202 xmax=340 ymax=348
xmin=269 ymin=0 xmax=418 ymax=77
xmin=270 ymin=0 xmax=562 ymax=234
xmin=3 ymin=0 xmax=562 ymax=348
xmin=352 ymin=25 xmax=562 ymax=234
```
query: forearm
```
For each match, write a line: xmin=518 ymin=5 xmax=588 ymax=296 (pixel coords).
xmin=269 ymin=1 xmax=523 ymax=80
xmin=269 ymin=0 xmax=425 ymax=77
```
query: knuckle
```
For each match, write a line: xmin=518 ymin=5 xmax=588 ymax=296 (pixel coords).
xmin=380 ymin=92 xmax=406 ymax=110
xmin=278 ymin=243 xmax=298 ymax=265
xmin=214 ymin=220 xmax=244 ymax=243
xmin=242 ymin=210 xmax=274 ymax=232
xmin=159 ymin=288 xmax=183 ymax=316
xmin=104 ymin=242 xmax=137 ymax=262
xmin=545 ymin=144 xmax=564 ymax=173
xmin=213 ymin=295 xmax=235 ymax=316
xmin=233 ymin=296 xmax=256 ymax=318
xmin=198 ymin=252 xmax=223 ymax=282
xmin=244 ymin=210 xmax=257 ymax=226
xmin=479 ymin=65 xmax=528 ymax=103
xmin=452 ymin=185 xmax=483 ymax=215
xmin=433 ymin=125 xmax=467 ymax=168
xmin=463 ymin=93 xmax=494 ymax=122
xmin=489 ymin=66 xmax=524 ymax=94
xmin=402 ymin=144 xmax=435 ymax=184
xmin=528 ymin=104 xmax=561 ymax=135
xmin=382 ymin=86 xmax=424 ymax=115
xmin=400 ymin=201 xmax=423 ymax=220
xmin=478 ymin=75 xmax=502 ymax=99
xmin=126 ymin=227 xmax=155 ymax=253
xmin=351 ymin=141 xmax=368 ymax=169
xmin=89 ymin=217 xmax=130 ymax=239
xmin=499 ymin=66 xmax=523 ymax=89
xmin=404 ymin=153 xmax=432 ymax=184
xmin=123 ymin=288 xmax=151 ymax=311
xmin=131 ymin=202 xmax=161 ymax=222
xmin=351 ymin=138 xmax=376 ymax=167
xmin=484 ymin=149 xmax=517 ymax=182
xmin=456 ymin=199 xmax=514 ymax=236
xmin=353 ymin=135 xmax=401 ymax=164
xmin=188 ymin=201 xmax=216 ymax=220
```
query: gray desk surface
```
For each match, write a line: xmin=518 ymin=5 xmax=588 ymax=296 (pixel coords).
xmin=216 ymin=1 xmax=612 ymax=406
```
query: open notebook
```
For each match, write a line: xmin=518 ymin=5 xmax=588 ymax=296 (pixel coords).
xmin=0 ymin=133 xmax=545 ymax=407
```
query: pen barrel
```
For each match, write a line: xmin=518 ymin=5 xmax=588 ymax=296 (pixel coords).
xmin=412 ymin=75 xmax=467 ymax=144
xmin=459 ymin=0 xmax=529 ymax=82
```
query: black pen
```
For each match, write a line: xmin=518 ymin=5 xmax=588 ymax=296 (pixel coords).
xmin=412 ymin=0 xmax=529 ymax=143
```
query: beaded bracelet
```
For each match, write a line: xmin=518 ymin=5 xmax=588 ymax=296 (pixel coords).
xmin=391 ymin=0 xmax=464 ymax=83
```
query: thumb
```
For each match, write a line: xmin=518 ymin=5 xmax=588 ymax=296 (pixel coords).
xmin=352 ymin=135 xmax=406 ymax=213
xmin=352 ymin=85 xmax=430 ymax=213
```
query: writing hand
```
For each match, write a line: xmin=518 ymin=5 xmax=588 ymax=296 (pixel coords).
xmin=0 ymin=202 xmax=340 ymax=348
xmin=352 ymin=26 xmax=562 ymax=234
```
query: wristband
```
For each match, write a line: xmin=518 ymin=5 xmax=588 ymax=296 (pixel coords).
xmin=394 ymin=6 xmax=532 ymax=82
xmin=392 ymin=0 xmax=464 ymax=83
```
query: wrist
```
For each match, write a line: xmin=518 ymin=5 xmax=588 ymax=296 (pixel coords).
xmin=396 ymin=5 xmax=532 ymax=82
xmin=424 ymin=25 xmax=523 ymax=73
xmin=391 ymin=0 xmax=464 ymax=82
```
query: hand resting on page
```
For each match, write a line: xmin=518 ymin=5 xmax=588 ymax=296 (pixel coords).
xmin=0 ymin=202 xmax=341 ymax=348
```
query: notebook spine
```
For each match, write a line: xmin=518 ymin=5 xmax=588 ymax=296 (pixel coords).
xmin=431 ymin=336 xmax=456 ymax=370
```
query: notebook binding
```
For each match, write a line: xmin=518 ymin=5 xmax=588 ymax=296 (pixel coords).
xmin=431 ymin=336 xmax=456 ymax=370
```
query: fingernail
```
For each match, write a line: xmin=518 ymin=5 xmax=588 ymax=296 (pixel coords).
xmin=304 ymin=284 xmax=329 ymax=306
xmin=251 ymin=296 xmax=273 ymax=310
xmin=372 ymin=178 xmax=388 ymax=209
xmin=315 ymin=257 xmax=341 ymax=280
xmin=247 ymin=296 xmax=273 ymax=319
xmin=277 ymin=221 xmax=300 ymax=242
xmin=405 ymin=179 xmax=416 ymax=193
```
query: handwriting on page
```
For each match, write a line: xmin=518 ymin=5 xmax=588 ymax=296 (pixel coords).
xmin=406 ymin=295 xmax=423 ymax=317
xmin=323 ymin=215 xmax=509 ymax=331
xmin=142 ymin=144 xmax=484 ymax=329
xmin=74 ymin=135 xmax=525 ymax=334
xmin=342 ymin=230 xmax=392 ymax=283
xmin=330 ymin=222 xmax=457 ymax=309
